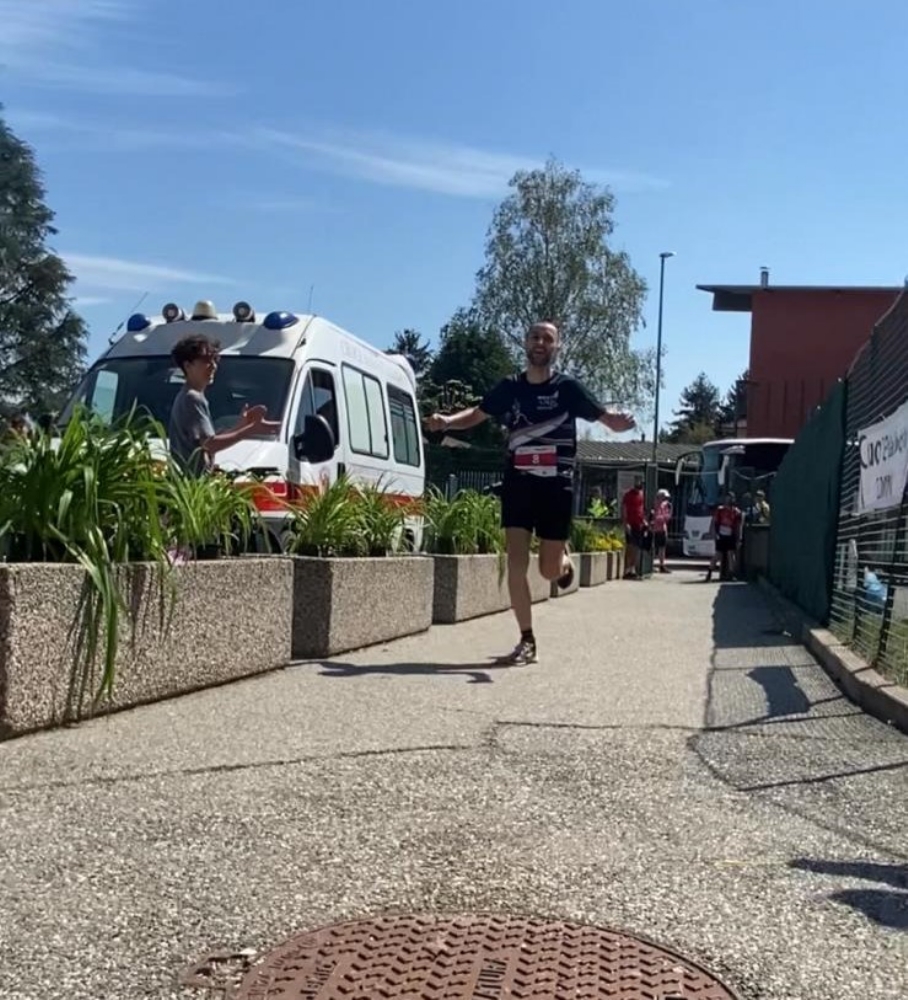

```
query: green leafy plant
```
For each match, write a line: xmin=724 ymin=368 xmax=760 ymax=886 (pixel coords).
xmin=0 ymin=406 xmax=265 ymax=712
xmin=587 ymin=496 xmax=614 ymax=519
xmin=422 ymin=488 xmax=504 ymax=555
xmin=356 ymin=482 xmax=407 ymax=557
xmin=285 ymin=476 xmax=364 ymax=557
xmin=0 ymin=408 xmax=175 ymax=708
xmin=163 ymin=469 xmax=259 ymax=558
xmin=570 ymin=518 xmax=601 ymax=553
xmin=609 ymin=527 xmax=626 ymax=550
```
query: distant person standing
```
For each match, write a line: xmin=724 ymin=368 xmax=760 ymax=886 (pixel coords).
xmin=621 ymin=477 xmax=647 ymax=579
xmin=754 ymin=489 xmax=771 ymax=523
xmin=706 ymin=491 xmax=743 ymax=582
xmin=168 ymin=334 xmax=279 ymax=476
xmin=651 ymin=488 xmax=673 ymax=573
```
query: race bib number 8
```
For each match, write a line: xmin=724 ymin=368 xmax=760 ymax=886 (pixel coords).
xmin=513 ymin=444 xmax=558 ymax=477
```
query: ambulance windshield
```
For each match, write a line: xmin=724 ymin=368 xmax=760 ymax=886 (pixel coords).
xmin=58 ymin=355 xmax=295 ymax=432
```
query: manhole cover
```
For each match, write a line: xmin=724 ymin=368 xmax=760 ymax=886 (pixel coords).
xmin=233 ymin=914 xmax=738 ymax=999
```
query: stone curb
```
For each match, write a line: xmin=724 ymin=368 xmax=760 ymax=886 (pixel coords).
xmin=758 ymin=577 xmax=908 ymax=736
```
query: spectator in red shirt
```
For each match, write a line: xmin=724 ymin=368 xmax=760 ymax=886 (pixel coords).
xmin=706 ymin=491 xmax=743 ymax=582
xmin=621 ymin=477 xmax=647 ymax=579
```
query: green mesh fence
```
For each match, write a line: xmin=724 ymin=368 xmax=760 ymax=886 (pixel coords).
xmin=828 ymin=290 xmax=908 ymax=688
xmin=768 ymin=379 xmax=847 ymax=624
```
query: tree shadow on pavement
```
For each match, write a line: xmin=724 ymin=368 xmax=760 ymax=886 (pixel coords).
xmin=316 ymin=661 xmax=518 ymax=684
xmin=789 ymin=858 xmax=908 ymax=929
xmin=704 ymin=583 xmax=850 ymax=728
xmin=745 ymin=665 xmax=812 ymax=718
xmin=711 ymin=580 xmax=791 ymax=650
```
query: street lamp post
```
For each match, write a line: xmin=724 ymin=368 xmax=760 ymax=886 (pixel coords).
xmin=651 ymin=251 xmax=676 ymax=465
xmin=642 ymin=250 xmax=675 ymax=578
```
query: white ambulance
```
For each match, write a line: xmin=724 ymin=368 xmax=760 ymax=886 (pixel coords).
xmin=57 ymin=299 xmax=426 ymax=550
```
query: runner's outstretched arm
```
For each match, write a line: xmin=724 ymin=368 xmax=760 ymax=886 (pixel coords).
xmin=425 ymin=407 xmax=490 ymax=433
xmin=566 ymin=382 xmax=636 ymax=433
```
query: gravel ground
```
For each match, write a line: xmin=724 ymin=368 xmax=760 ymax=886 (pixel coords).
xmin=0 ymin=570 xmax=905 ymax=1000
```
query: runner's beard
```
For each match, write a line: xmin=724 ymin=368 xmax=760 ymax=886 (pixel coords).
xmin=527 ymin=347 xmax=554 ymax=368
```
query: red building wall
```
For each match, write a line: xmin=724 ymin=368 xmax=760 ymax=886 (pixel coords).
xmin=747 ymin=289 xmax=899 ymax=438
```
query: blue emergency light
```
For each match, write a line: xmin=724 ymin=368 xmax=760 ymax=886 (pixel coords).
xmin=263 ymin=311 xmax=298 ymax=330
xmin=126 ymin=313 xmax=151 ymax=332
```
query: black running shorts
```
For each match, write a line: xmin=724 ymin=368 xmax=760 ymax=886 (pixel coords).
xmin=500 ymin=472 xmax=573 ymax=541
xmin=715 ymin=534 xmax=737 ymax=553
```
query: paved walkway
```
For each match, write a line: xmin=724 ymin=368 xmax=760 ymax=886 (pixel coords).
xmin=1 ymin=569 xmax=906 ymax=1000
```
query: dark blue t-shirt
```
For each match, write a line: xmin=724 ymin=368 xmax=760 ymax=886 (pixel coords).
xmin=480 ymin=372 xmax=605 ymax=481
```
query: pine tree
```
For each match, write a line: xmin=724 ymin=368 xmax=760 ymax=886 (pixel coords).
xmin=387 ymin=329 xmax=433 ymax=382
xmin=0 ymin=107 xmax=87 ymax=415
xmin=666 ymin=373 xmax=721 ymax=443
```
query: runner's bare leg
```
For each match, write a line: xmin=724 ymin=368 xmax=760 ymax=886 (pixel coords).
xmin=538 ymin=538 xmax=570 ymax=580
xmin=506 ymin=527 xmax=533 ymax=631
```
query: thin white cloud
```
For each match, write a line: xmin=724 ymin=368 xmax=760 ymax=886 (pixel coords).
xmin=73 ymin=295 xmax=113 ymax=308
xmin=25 ymin=64 xmax=236 ymax=98
xmin=65 ymin=253 xmax=233 ymax=293
xmin=10 ymin=108 xmax=666 ymax=198
xmin=9 ymin=111 xmax=222 ymax=151
xmin=0 ymin=0 xmax=233 ymax=97
xmin=254 ymin=127 xmax=669 ymax=198
xmin=0 ymin=0 xmax=125 ymax=50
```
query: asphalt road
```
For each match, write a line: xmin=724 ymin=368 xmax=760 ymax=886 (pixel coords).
xmin=0 ymin=568 xmax=906 ymax=999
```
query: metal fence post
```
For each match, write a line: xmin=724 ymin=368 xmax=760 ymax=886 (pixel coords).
xmin=878 ymin=494 xmax=908 ymax=664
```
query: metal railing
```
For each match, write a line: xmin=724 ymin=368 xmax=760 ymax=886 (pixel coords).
xmin=430 ymin=464 xmax=687 ymax=546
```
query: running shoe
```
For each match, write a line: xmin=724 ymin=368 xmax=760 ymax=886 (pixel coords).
xmin=557 ymin=551 xmax=575 ymax=590
xmin=496 ymin=639 xmax=538 ymax=665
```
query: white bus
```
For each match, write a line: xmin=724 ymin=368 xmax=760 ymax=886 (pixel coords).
xmin=56 ymin=299 xmax=426 ymax=551
xmin=674 ymin=436 xmax=793 ymax=557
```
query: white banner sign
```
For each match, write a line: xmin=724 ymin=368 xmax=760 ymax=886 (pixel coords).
xmin=858 ymin=398 xmax=908 ymax=513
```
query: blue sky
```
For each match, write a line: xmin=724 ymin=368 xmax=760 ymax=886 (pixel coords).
xmin=3 ymin=0 xmax=907 ymax=436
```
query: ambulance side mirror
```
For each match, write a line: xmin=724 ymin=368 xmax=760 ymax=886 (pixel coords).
xmin=293 ymin=414 xmax=335 ymax=464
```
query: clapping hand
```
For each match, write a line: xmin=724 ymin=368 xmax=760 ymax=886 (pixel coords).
xmin=240 ymin=404 xmax=281 ymax=435
xmin=603 ymin=411 xmax=636 ymax=433
xmin=241 ymin=404 xmax=267 ymax=427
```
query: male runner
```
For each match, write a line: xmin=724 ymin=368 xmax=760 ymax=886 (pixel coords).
xmin=426 ymin=321 xmax=634 ymax=664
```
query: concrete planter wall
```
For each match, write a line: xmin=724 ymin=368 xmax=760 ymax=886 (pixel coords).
xmin=579 ymin=552 xmax=609 ymax=588
xmin=292 ymin=555 xmax=434 ymax=659
xmin=0 ymin=559 xmax=294 ymax=739
xmin=432 ymin=554 xmax=550 ymax=624
xmin=614 ymin=550 xmax=626 ymax=579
